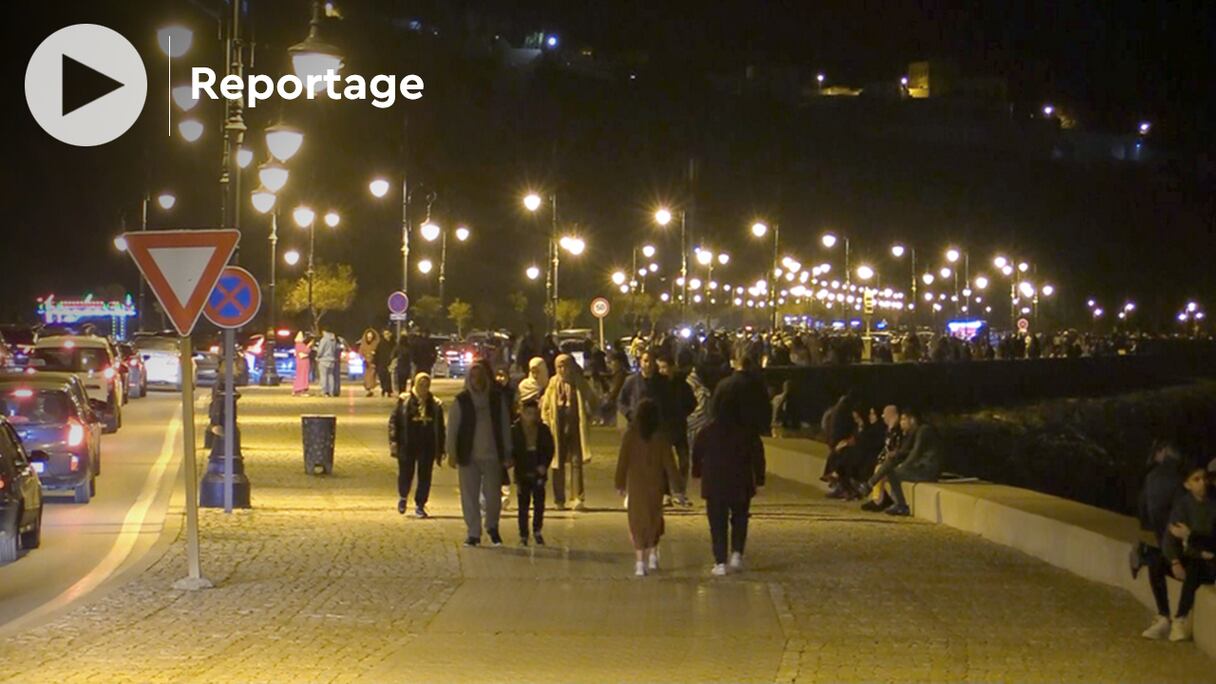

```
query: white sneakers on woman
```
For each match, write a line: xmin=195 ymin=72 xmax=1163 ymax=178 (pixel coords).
xmin=729 ymin=552 xmax=744 ymax=571
xmin=1169 ymin=616 xmax=1192 ymax=642
xmin=634 ymin=561 xmax=647 ymax=577
xmin=711 ymin=563 xmax=728 ymax=576
xmin=648 ymin=548 xmax=660 ymax=571
xmin=1141 ymin=616 xmax=1171 ymax=639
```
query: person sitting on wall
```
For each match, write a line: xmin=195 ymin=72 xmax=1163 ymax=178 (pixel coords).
xmin=859 ymin=407 xmax=941 ymax=516
xmin=1133 ymin=441 xmax=1186 ymax=640
xmin=860 ymin=405 xmax=904 ymax=512
xmin=1159 ymin=460 xmax=1216 ymax=642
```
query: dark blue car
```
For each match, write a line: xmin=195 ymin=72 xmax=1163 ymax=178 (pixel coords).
xmin=0 ymin=378 xmax=100 ymax=503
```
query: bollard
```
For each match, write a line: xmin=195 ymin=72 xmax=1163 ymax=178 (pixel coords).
xmin=200 ymin=378 xmax=251 ymax=508
xmin=302 ymin=414 xmax=336 ymax=475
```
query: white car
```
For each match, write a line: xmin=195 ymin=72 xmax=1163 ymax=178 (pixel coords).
xmin=30 ymin=335 xmax=122 ymax=433
xmin=134 ymin=336 xmax=187 ymax=391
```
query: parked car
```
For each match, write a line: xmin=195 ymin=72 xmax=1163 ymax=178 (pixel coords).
xmin=0 ymin=324 xmax=39 ymax=369
xmin=134 ymin=336 xmax=188 ymax=391
xmin=194 ymin=337 xmax=250 ymax=387
xmin=30 ymin=336 xmax=122 ymax=433
xmin=117 ymin=342 xmax=147 ymax=398
xmin=0 ymin=416 xmax=44 ymax=563
xmin=0 ymin=378 xmax=100 ymax=503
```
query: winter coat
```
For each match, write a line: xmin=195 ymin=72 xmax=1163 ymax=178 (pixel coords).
xmin=511 ymin=421 xmax=555 ymax=483
xmin=388 ymin=393 xmax=446 ymax=462
xmin=1137 ymin=459 xmax=1185 ymax=545
xmin=540 ymin=372 xmax=599 ymax=468
xmin=692 ymin=419 xmax=766 ymax=501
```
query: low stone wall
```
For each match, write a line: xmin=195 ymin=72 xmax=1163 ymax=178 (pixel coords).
xmin=763 ymin=437 xmax=1216 ymax=659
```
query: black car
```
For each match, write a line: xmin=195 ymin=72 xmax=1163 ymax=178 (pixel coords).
xmin=0 ymin=416 xmax=44 ymax=563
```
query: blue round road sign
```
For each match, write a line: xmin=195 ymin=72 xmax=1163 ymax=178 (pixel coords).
xmin=387 ymin=291 xmax=409 ymax=315
xmin=204 ymin=266 xmax=261 ymax=329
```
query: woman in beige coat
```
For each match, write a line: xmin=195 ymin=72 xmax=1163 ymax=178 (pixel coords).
xmin=541 ymin=354 xmax=599 ymax=510
xmin=615 ymin=398 xmax=680 ymax=576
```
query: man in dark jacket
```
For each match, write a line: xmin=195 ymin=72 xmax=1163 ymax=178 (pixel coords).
xmin=862 ymin=408 xmax=941 ymax=516
xmin=1160 ymin=461 xmax=1216 ymax=642
xmin=709 ymin=354 xmax=770 ymax=440
xmin=1135 ymin=441 xmax=1185 ymax=639
xmin=373 ymin=329 xmax=395 ymax=396
xmin=658 ymin=355 xmax=695 ymax=506
xmin=617 ymin=350 xmax=676 ymax=426
xmin=692 ymin=388 xmax=766 ymax=576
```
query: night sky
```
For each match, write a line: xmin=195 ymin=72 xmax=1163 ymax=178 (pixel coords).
xmin=4 ymin=0 xmax=1213 ymax=332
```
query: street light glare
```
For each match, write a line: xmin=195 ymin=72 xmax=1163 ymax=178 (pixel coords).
xmin=236 ymin=147 xmax=254 ymax=169
xmin=751 ymin=222 xmax=768 ymax=238
xmin=993 ymin=256 xmax=1008 ymax=269
xmin=293 ymin=206 xmax=316 ymax=228
xmin=170 ymin=85 xmax=198 ymax=112
xmin=250 ymin=188 xmax=276 ymax=214
xmin=113 ymin=236 xmax=128 ymax=252
xmin=418 ymin=259 xmax=433 ymax=274
xmin=641 ymin=244 xmax=656 ymax=258
xmin=156 ymin=193 xmax=177 ymax=210
xmin=1001 ymin=265 xmax=1014 ymax=276
xmin=1042 ymin=284 xmax=1055 ymax=297
xmin=324 ymin=211 xmax=340 ymax=228
xmin=821 ymin=233 xmax=838 ymax=248
xmin=611 ymin=271 xmax=627 ymax=285
xmin=157 ymin=25 xmax=193 ymax=58
xmin=718 ymin=253 xmax=730 ymax=266
xmin=974 ymin=275 xmax=989 ymax=290
xmin=655 ymin=208 xmax=673 ymax=226
xmin=369 ymin=178 xmax=390 ymax=198
xmin=420 ymin=222 xmax=441 ymax=242
xmin=946 ymin=248 xmax=960 ymax=263
xmin=284 ymin=249 xmax=301 ymax=266
xmin=178 ymin=119 xmax=204 ymax=142
xmin=525 ymin=265 xmax=541 ymax=280
xmin=455 ymin=226 xmax=470 ymax=242
xmin=922 ymin=273 xmax=935 ymax=285
xmin=856 ymin=265 xmax=875 ymax=281
xmin=523 ymin=193 xmax=542 ymax=212
xmin=562 ymin=236 xmax=586 ymax=255
xmin=890 ymin=244 xmax=905 ymax=258
xmin=1018 ymin=262 xmax=1030 ymax=273
xmin=939 ymin=267 xmax=952 ymax=279
xmin=648 ymin=263 xmax=658 ymax=273
xmin=265 ymin=124 xmax=305 ymax=162
xmin=259 ymin=162 xmax=290 ymax=193
xmin=697 ymin=250 xmax=713 ymax=266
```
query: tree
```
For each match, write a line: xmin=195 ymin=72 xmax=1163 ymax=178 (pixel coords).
xmin=554 ymin=298 xmax=583 ymax=330
xmin=448 ymin=299 xmax=472 ymax=338
xmin=411 ymin=295 xmax=443 ymax=331
xmin=283 ymin=262 xmax=357 ymax=333
xmin=508 ymin=291 xmax=528 ymax=319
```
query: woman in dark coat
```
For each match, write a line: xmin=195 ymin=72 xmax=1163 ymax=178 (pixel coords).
xmin=388 ymin=372 xmax=445 ymax=518
xmin=692 ymin=390 xmax=766 ymax=576
xmin=373 ymin=329 xmax=394 ymax=397
xmin=615 ymin=399 xmax=680 ymax=577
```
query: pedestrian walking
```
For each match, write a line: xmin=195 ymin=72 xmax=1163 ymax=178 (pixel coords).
xmin=392 ymin=333 xmax=412 ymax=395
xmin=512 ymin=398 xmax=554 ymax=546
xmin=517 ymin=357 xmax=549 ymax=404
xmin=389 ymin=372 xmax=445 ymax=518
xmin=446 ymin=360 xmax=512 ymax=547
xmin=541 ymin=354 xmax=599 ymax=511
xmin=614 ymin=399 xmax=680 ymax=577
xmin=316 ymin=328 xmax=339 ymax=397
xmin=292 ymin=332 xmax=311 ymax=396
xmin=374 ymin=329 xmax=394 ymax=396
xmin=361 ymin=328 xmax=380 ymax=397
xmin=692 ymin=393 xmax=766 ymax=576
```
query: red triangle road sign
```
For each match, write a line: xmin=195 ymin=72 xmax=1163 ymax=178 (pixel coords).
xmin=121 ymin=230 xmax=240 ymax=336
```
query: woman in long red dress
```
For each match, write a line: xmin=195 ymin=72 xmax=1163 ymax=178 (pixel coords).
xmin=615 ymin=399 xmax=680 ymax=577
xmin=293 ymin=332 xmax=311 ymax=396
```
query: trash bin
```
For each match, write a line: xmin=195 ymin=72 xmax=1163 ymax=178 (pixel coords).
xmin=302 ymin=414 xmax=336 ymax=475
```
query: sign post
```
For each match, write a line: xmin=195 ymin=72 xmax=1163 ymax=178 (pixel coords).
xmin=590 ymin=297 xmax=610 ymax=351
xmin=121 ymin=229 xmax=239 ymax=591
xmin=862 ymin=289 xmax=875 ymax=361
xmin=388 ymin=291 xmax=409 ymax=334
xmin=202 ymin=266 xmax=261 ymax=513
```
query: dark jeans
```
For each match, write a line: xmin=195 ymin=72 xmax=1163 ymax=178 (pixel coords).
xmin=398 ymin=451 xmax=435 ymax=506
xmin=377 ymin=366 xmax=393 ymax=396
xmin=1178 ymin=556 xmax=1216 ymax=618
xmin=673 ymin=438 xmax=690 ymax=495
xmin=706 ymin=497 xmax=751 ymax=564
xmin=517 ymin=477 xmax=546 ymax=537
xmin=1146 ymin=546 xmax=1171 ymax=617
xmin=887 ymin=463 xmax=937 ymax=509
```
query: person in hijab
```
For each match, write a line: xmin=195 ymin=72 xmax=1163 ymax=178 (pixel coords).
xmin=374 ymin=329 xmax=394 ymax=397
xmin=517 ymin=357 xmax=550 ymax=405
xmin=615 ymin=399 xmax=680 ymax=576
xmin=541 ymin=354 xmax=600 ymax=511
xmin=361 ymin=329 xmax=380 ymax=397
xmin=446 ymin=360 xmax=513 ymax=546
xmin=292 ymin=332 xmax=311 ymax=396
xmin=389 ymin=372 xmax=445 ymax=518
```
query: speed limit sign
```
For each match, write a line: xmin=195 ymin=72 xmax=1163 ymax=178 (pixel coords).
xmin=590 ymin=297 xmax=611 ymax=319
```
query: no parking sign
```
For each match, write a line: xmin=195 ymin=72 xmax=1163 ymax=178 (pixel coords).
xmin=204 ymin=267 xmax=262 ymax=329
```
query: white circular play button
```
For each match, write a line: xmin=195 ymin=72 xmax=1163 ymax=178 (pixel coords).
xmin=24 ymin=24 xmax=147 ymax=147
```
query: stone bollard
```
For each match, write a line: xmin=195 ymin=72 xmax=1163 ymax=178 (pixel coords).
xmin=302 ymin=414 xmax=336 ymax=475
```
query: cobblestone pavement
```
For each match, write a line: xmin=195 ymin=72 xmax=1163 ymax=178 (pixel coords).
xmin=1 ymin=382 xmax=1212 ymax=683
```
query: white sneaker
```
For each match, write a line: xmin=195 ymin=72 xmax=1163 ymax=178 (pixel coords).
xmin=648 ymin=549 xmax=660 ymax=571
xmin=573 ymin=499 xmax=587 ymax=512
xmin=1141 ymin=615 xmax=1171 ymax=640
xmin=711 ymin=563 xmax=728 ymax=576
xmin=729 ymin=552 xmax=744 ymax=571
xmin=1169 ymin=617 xmax=1192 ymax=642
xmin=635 ymin=561 xmax=647 ymax=577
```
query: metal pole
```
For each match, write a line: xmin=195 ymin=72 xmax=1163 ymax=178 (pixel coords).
xmin=680 ymin=211 xmax=687 ymax=318
xmin=771 ymin=223 xmax=780 ymax=330
xmin=438 ymin=228 xmax=447 ymax=305
xmin=175 ymin=336 xmax=210 ymax=589
xmin=398 ymin=115 xmax=410 ymax=338
xmin=844 ymin=237 xmax=852 ymax=286
xmin=223 ymin=328 xmax=234 ymax=513
xmin=263 ymin=211 xmax=280 ymax=385
xmin=910 ymin=248 xmax=918 ymax=315
xmin=138 ymin=196 xmax=148 ymax=331
xmin=551 ymin=193 xmax=559 ymax=332
xmin=307 ymin=222 xmax=316 ymax=333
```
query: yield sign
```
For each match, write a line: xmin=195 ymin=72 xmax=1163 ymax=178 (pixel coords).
xmin=122 ymin=230 xmax=240 ymax=336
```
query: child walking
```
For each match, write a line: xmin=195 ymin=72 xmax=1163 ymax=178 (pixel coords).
xmin=512 ymin=399 xmax=554 ymax=546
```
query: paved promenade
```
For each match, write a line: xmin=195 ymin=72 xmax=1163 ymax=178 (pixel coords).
xmin=1 ymin=382 xmax=1212 ymax=683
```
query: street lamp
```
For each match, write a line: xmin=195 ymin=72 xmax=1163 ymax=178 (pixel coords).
xmin=251 ymin=188 xmax=281 ymax=385
xmin=523 ymin=193 xmax=542 ymax=212
xmin=418 ymin=259 xmax=433 ymax=274
xmin=524 ymin=191 xmax=560 ymax=329
xmin=294 ymin=206 xmax=318 ymax=331
xmin=890 ymin=243 xmax=917 ymax=305
xmin=642 ymin=244 xmax=656 ymax=258
xmin=258 ymin=161 xmax=289 ymax=193
xmin=455 ymin=226 xmax=470 ymax=242
xmin=157 ymin=25 xmax=193 ymax=58
xmin=655 ymin=206 xmax=688 ymax=316
xmin=324 ymin=211 xmax=340 ymax=228
xmin=178 ymin=119 xmax=204 ymax=142
xmin=421 ymin=221 xmax=471 ymax=303
xmin=612 ymin=271 xmax=627 ymax=286
xmin=525 ymin=265 xmax=541 ymax=281
xmin=289 ymin=0 xmax=344 ymax=95
xmin=157 ymin=193 xmax=177 ymax=210
xmin=922 ymin=273 xmax=935 ymax=285
xmin=420 ymin=221 xmax=441 ymax=242
xmin=821 ymin=232 xmax=851 ymax=284
xmin=284 ymin=250 xmax=301 ymax=266
xmin=171 ymin=86 xmax=199 ymax=112
xmin=236 ymin=147 xmax=253 ymax=169
xmin=114 ymin=236 xmax=128 ymax=252
xmin=974 ymin=275 xmax=989 ymax=290
xmin=368 ymin=178 xmax=390 ymax=198
xmin=750 ymin=220 xmax=781 ymax=328
xmin=856 ymin=264 xmax=875 ymax=281
xmin=265 ymin=123 xmax=304 ymax=162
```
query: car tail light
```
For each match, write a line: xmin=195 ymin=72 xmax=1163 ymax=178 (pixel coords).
xmin=70 ymin=455 xmax=80 ymax=472
xmin=67 ymin=420 xmax=85 ymax=447
xmin=0 ymin=475 xmax=6 ymax=490
xmin=103 ymin=367 xmax=116 ymax=380
xmin=11 ymin=388 xmax=33 ymax=399
xmin=209 ymin=345 xmax=220 ymax=354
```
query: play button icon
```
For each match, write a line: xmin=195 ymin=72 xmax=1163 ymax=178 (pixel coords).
xmin=25 ymin=24 xmax=147 ymax=147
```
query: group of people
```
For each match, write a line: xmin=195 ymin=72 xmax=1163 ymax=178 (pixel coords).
xmin=290 ymin=328 xmax=343 ymax=397
xmin=1133 ymin=444 xmax=1216 ymax=643
xmin=385 ymin=343 xmax=771 ymax=577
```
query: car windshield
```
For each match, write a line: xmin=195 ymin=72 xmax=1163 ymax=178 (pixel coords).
xmin=135 ymin=338 xmax=179 ymax=352
xmin=32 ymin=347 xmax=108 ymax=372
xmin=0 ymin=388 xmax=72 ymax=425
